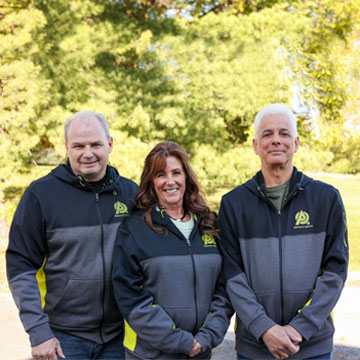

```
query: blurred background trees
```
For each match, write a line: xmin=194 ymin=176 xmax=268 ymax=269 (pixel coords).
xmin=1 ymin=0 xmax=360 ymax=220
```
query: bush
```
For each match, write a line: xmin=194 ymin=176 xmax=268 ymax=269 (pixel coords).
xmin=192 ymin=144 xmax=258 ymax=189
xmin=293 ymin=146 xmax=334 ymax=173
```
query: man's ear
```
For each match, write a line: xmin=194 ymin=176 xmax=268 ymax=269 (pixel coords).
xmin=294 ymin=136 xmax=300 ymax=153
xmin=253 ymin=138 xmax=259 ymax=155
xmin=108 ymin=137 xmax=114 ymax=153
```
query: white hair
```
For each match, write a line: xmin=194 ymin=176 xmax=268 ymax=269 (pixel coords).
xmin=64 ymin=110 xmax=111 ymax=143
xmin=254 ymin=103 xmax=298 ymax=139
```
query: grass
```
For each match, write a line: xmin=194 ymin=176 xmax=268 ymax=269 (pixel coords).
xmin=205 ymin=173 xmax=360 ymax=272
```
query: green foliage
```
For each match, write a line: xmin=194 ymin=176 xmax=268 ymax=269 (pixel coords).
xmin=192 ymin=144 xmax=259 ymax=188
xmin=293 ymin=145 xmax=334 ymax=173
xmin=183 ymin=0 xmax=286 ymax=16
xmin=149 ymin=7 xmax=308 ymax=150
xmin=0 ymin=0 xmax=359 ymax=228
xmin=289 ymin=0 xmax=356 ymax=118
xmin=287 ymin=0 xmax=360 ymax=154
xmin=1 ymin=165 xmax=53 ymax=225
xmin=0 ymin=4 xmax=51 ymax=175
xmin=192 ymin=140 xmax=338 ymax=191
xmin=323 ymin=126 xmax=360 ymax=174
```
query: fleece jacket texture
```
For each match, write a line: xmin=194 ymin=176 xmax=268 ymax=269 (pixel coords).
xmin=112 ymin=208 xmax=233 ymax=359
xmin=218 ymin=167 xmax=348 ymax=359
xmin=6 ymin=163 xmax=138 ymax=346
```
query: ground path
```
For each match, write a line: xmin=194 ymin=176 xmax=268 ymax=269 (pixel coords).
xmin=1 ymin=274 xmax=359 ymax=360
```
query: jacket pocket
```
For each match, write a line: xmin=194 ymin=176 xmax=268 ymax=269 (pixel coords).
xmin=283 ymin=289 xmax=313 ymax=323
xmin=198 ymin=303 xmax=211 ymax=327
xmin=255 ymin=290 xmax=282 ymax=325
xmin=49 ymin=278 xmax=102 ymax=328
xmin=236 ymin=290 xmax=281 ymax=345
xmin=165 ymin=307 xmax=196 ymax=332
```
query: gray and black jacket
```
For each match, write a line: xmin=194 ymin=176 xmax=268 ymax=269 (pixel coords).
xmin=6 ymin=163 xmax=138 ymax=346
xmin=218 ymin=167 xmax=348 ymax=359
xmin=112 ymin=208 xmax=232 ymax=359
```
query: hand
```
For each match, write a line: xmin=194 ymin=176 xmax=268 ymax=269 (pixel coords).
xmin=262 ymin=325 xmax=299 ymax=359
xmin=283 ymin=325 xmax=302 ymax=346
xmin=188 ymin=338 xmax=202 ymax=357
xmin=32 ymin=337 xmax=65 ymax=360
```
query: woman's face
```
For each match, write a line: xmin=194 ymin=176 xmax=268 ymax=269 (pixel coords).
xmin=152 ymin=156 xmax=186 ymax=210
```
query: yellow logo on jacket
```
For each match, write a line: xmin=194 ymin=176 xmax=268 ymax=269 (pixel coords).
xmin=114 ymin=201 xmax=128 ymax=217
xmin=294 ymin=210 xmax=313 ymax=229
xmin=202 ymin=234 xmax=217 ymax=247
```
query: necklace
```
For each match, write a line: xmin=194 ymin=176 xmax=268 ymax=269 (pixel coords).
xmin=159 ymin=206 xmax=187 ymax=221
xmin=168 ymin=211 xmax=187 ymax=222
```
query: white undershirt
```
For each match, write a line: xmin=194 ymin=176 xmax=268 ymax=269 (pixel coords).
xmin=170 ymin=212 xmax=194 ymax=240
xmin=155 ymin=207 xmax=194 ymax=240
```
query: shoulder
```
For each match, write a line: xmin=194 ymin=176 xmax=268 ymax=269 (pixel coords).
xmin=118 ymin=176 xmax=138 ymax=192
xmin=25 ymin=168 xmax=60 ymax=195
xmin=303 ymin=176 xmax=340 ymax=197
xmin=117 ymin=210 xmax=149 ymax=247
xmin=108 ymin=166 xmax=138 ymax=193
xmin=122 ymin=209 xmax=146 ymax=228
xmin=298 ymin=174 xmax=345 ymax=212
xmin=14 ymin=170 xmax=62 ymax=212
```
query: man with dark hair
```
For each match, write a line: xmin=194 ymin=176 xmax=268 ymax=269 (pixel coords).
xmin=219 ymin=103 xmax=348 ymax=359
xmin=7 ymin=111 xmax=138 ymax=360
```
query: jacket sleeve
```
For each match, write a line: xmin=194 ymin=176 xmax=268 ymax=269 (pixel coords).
xmin=194 ymin=270 xmax=233 ymax=352
xmin=111 ymin=225 xmax=194 ymax=354
xmin=6 ymin=187 xmax=54 ymax=346
xmin=218 ymin=196 xmax=276 ymax=340
xmin=289 ymin=188 xmax=349 ymax=340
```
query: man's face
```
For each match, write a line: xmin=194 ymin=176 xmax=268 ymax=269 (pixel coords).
xmin=252 ymin=114 xmax=299 ymax=169
xmin=66 ymin=116 xmax=113 ymax=182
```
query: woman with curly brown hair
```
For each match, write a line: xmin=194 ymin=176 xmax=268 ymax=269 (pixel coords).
xmin=112 ymin=141 xmax=232 ymax=359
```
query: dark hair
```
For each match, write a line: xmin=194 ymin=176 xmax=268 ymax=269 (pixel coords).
xmin=136 ymin=141 xmax=218 ymax=237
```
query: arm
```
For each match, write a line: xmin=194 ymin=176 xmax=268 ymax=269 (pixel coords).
xmin=289 ymin=189 xmax=348 ymax=340
xmin=111 ymin=225 xmax=194 ymax=354
xmin=218 ymin=197 xmax=276 ymax=340
xmin=6 ymin=188 xmax=55 ymax=346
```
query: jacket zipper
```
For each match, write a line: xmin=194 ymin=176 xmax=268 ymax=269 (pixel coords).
xmin=257 ymin=181 xmax=303 ymax=326
xmin=95 ymin=191 xmax=106 ymax=343
xmin=185 ymin=236 xmax=200 ymax=332
xmin=258 ymin=185 xmax=285 ymax=324
xmin=278 ymin=210 xmax=284 ymax=325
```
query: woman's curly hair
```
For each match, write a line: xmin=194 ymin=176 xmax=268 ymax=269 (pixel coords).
xmin=135 ymin=141 xmax=218 ymax=238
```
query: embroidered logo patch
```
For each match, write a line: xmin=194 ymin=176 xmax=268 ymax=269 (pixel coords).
xmin=294 ymin=210 xmax=313 ymax=229
xmin=202 ymin=234 xmax=217 ymax=247
xmin=114 ymin=201 xmax=128 ymax=217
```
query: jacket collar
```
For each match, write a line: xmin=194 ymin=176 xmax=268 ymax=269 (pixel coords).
xmin=150 ymin=207 xmax=200 ymax=227
xmin=50 ymin=160 xmax=120 ymax=192
xmin=146 ymin=207 xmax=201 ymax=240
xmin=246 ymin=167 xmax=312 ymax=203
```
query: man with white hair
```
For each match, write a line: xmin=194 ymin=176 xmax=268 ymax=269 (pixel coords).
xmin=218 ymin=103 xmax=348 ymax=359
xmin=7 ymin=111 xmax=138 ymax=359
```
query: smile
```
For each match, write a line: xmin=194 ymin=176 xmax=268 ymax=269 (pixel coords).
xmin=81 ymin=161 xmax=97 ymax=165
xmin=165 ymin=189 xmax=178 ymax=193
